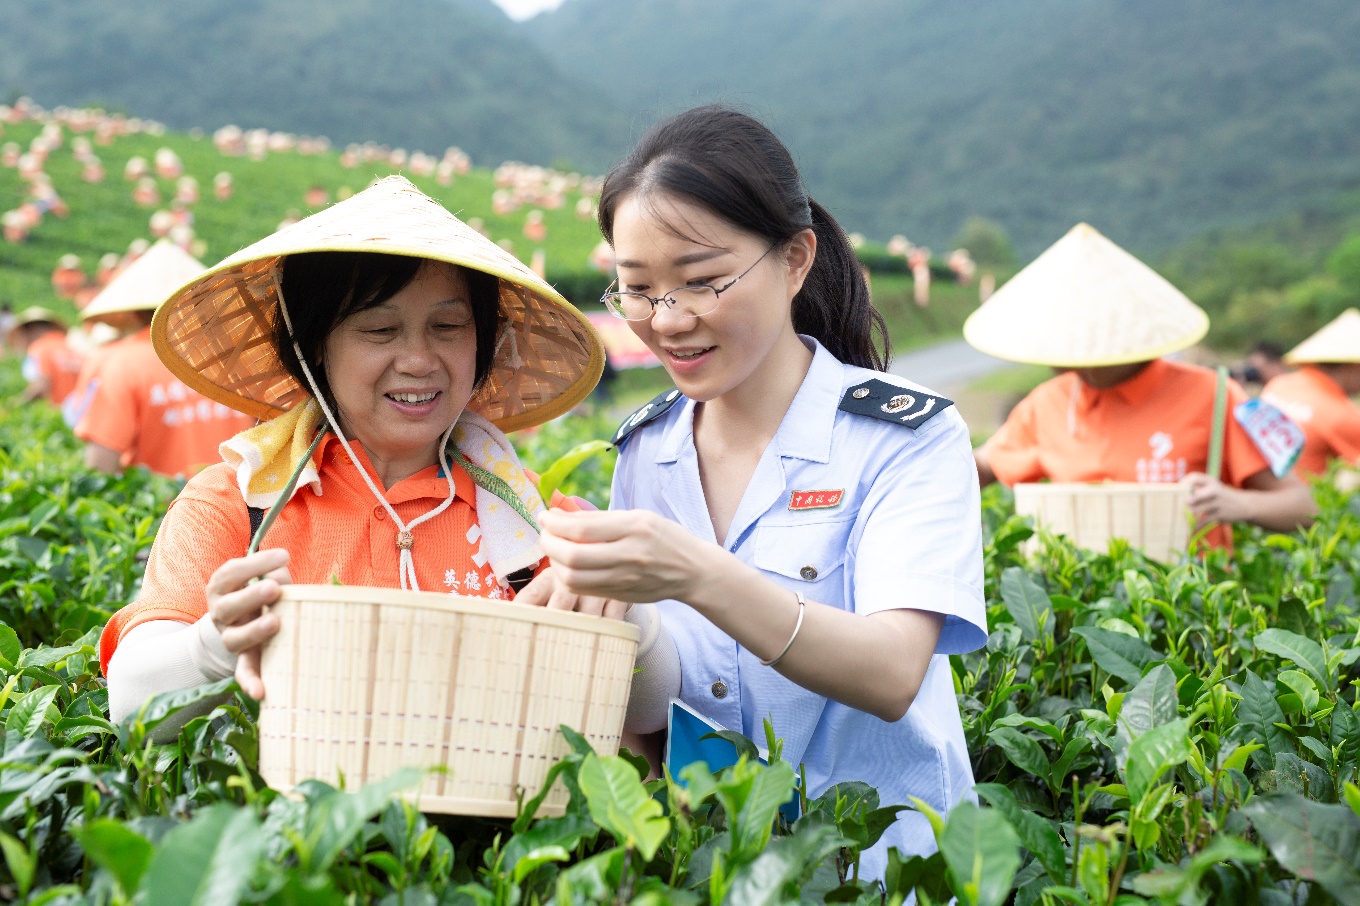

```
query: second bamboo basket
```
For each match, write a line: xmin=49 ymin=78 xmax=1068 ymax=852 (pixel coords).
xmin=257 ymin=584 xmax=640 ymax=817
xmin=1013 ymin=482 xmax=1192 ymax=562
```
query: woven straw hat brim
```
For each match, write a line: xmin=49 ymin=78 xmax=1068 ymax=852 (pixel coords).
xmin=152 ymin=176 xmax=604 ymax=431
xmin=7 ymin=306 xmax=66 ymax=346
xmin=963 ymin=223 xmax=1209 ymax=367
xmin=1284 ymin=308 xmax=1360 ymax=364
xmin=81 ymin=240 xmax=206 ymax=320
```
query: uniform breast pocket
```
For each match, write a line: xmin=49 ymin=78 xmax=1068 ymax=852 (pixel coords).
xmin=752 ymin=519 xmax=854 ymax=597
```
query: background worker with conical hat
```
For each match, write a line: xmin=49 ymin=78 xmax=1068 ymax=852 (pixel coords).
xmin=967 ymin=223 xmax=1315 ymax=542
xmin=8 ymin=306 xmax=83 ymax=406
xmin=71 ymin=239 xmax=256 ymax=475
xmin=1260 ymin=308 xmax=1360 ymax=477
xmin=101 ymin=176 xmax=614 ymax=733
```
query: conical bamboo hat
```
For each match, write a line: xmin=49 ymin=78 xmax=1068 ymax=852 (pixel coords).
xmin=1284 ymin=308 xmax=1360 ymax=364
xmin=152 ymin=175 xmax=604 ymax=431
xmin=80 ymin=240 xmax=205 ymax=321
xmin=962 ymin=223 xmax=1208 ymax=367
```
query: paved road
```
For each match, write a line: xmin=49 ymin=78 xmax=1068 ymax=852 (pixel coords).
xmin=887 ymin=338 xmax=1010 ymax=390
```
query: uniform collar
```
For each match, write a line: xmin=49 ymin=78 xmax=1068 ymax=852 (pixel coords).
xmin=1076 ymin=358 xmax=1167 ymax=410
xmin=318 ymin=434 xmax=478 ymax=506
xmin=654 ymin=336 xmax=840 ymax=465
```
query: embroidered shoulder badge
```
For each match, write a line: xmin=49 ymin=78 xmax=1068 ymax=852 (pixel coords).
xmin=613 ymin=387 xmax=684 ymax=445
xmin=839 ymin=379 xmax=954 ymax=429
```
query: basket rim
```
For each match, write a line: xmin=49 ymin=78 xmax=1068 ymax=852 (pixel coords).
xmin=274 ymin=584 xmax=642 ymax=642
xmin=1013 ymin=481 xmax=1189 ymax=497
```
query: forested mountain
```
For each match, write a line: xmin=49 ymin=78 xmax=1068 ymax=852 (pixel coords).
xmin=526 ymin=0 xmax=1360 ymax=253
xmin=4 ymin=0 xmax=1360 ymax=254
xmin=0 ymin=0 xmax=627 ymax=171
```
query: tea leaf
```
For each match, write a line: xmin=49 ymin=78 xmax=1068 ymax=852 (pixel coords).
xmin=1001 ymin=567 xmax=1054 ymax=642
xmin=1255 ymin=628 xmax=1331 ymax=690
xmin=1125 ymin=718 xmax=1191 ymax=803
xmin=0 ymin=623 xmax=19 ymax=668
xmin=988 ymin=727 xmax=1050 ymax=780
xmin=1237 ymin=670 xmax=1293 ymax=763
xmin=74 ymin=819 xmax=153 ymax=894
xmin=536 ymin=440 xmax=613 ymax=504
xmin=975 ymin=784 xmax=1065 ymax=882
xmin=1117 ymin=663 xmax=1179 ymax=746
xmin=578 ymin=753 xmax=670 ymax=860
xmin=937 ymin=802 xmax=1022 ymax=906
xmin=721 ymin=823 xmax=845 ymax=906
xmin=1242 ymin=794 xmax=1360 ymax=906
xmin=1072 ymin=626 xmax=1160 ymax=686
xmin=141 ymin=804 xmax=264 ymax=906
xmin=6 ymin=685 xmax=57 ymax=738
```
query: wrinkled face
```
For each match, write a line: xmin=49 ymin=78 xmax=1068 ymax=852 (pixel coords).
xmin=322 ymin=261 xmax=478 ymax=470
xmin=611 ymin=192 xmax=806 ymax=402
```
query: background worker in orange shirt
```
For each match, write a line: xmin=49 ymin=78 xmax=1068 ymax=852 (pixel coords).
xmin=1261 ymin=308 xmax=1360 ymax=477
xmin=8 ymin=306 xmax=84 ymax=406
xmin=73 ymin=240 xmax=257 ymax=477
xmin=967 ymin=223 xmax=1315 ymax=541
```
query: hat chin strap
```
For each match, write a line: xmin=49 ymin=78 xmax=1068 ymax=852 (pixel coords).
xmin=273 ymin=265 xmax=457 ymax=592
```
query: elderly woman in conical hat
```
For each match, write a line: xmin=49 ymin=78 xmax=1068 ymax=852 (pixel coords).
xmin=967 ymin=223 xmax=1315 ymax=544
xmin=1261 ymin=309 xmax=1360 ymax=478
xmin=100 ymin=176 xmax=628 ymax=730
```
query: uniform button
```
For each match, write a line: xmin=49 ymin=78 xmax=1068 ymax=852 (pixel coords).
xmin=800 ymin=566 xmax=818 ymax=581
xmin=711 ymin=680 xmax=728 ymax=699
xmin=375 ymin=508 xmax=386 ymax=521
xmin=852 ymin=387 xmax=871 ymax=399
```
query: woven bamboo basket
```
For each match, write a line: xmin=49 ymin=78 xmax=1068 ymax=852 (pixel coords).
xmin=258 ymin=585 xmax=640 ymax=817
xmin=1013 ymin=482 xmax=1192 ymax=562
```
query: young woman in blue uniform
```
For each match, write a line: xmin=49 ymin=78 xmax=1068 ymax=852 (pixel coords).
xmin=528 ymin=105 xmax=987 ymax=877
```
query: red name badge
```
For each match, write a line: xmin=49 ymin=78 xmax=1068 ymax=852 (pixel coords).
xmin=789 ymin=489 xmax=844 ymax=511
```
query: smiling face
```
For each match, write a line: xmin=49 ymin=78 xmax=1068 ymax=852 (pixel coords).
xmin=321 ymin=261 xmax=479 ymax=481
xmin=610 ymin=192 xmax=814 ymax=403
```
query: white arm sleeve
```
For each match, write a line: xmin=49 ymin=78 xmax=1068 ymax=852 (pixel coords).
xmin=623 ymin=604 xmax=681 ymax=734
xmin=106 ymin=617 xmax=238 ymax=741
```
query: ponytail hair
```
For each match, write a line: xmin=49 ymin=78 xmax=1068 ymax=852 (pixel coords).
xmin=598 ymin=105 xmax=890 ymax=371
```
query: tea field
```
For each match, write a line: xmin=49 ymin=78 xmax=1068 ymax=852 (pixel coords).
xmin=1 ymin=350 xmax=1359 ymax=904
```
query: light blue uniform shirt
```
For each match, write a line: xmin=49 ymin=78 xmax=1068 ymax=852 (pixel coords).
xmin=611 ymin=338 xmax=987 ymax=879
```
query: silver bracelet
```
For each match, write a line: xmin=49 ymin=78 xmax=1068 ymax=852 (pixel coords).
xmin=761 ymin=591 xmax=806 ymax=668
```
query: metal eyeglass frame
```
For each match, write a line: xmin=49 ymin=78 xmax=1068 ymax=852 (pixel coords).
xmin=599 ymin=244 xmax=778 ymax=321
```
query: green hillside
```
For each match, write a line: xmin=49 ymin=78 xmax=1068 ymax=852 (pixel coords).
xmin=0 ymin=116 xmax=611 ymax=317
xmin=0 ymin=0 xmax=626 ymax=173
xmin=526 ymin=0 xmax=1360 ymax=255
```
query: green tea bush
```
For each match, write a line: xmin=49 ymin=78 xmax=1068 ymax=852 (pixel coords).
xmin=0 ymin=363 xmax=1358 ymax=904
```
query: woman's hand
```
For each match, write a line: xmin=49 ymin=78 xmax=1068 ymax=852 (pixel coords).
xmin=205 ymin=548 xmax=292 ymax=699
xmin=1184 ymin=472 xmax=1247 ymax=525
xmin=514 ymin=565 xmax=630 ymax=620
xmin=536 ymin=509 xmax=714 ymax=604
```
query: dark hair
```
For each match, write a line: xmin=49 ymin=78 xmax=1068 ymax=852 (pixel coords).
xmin=598 ymin=105 xmax=889 ymax=371
xmin=273 ymin=251 xmax=501 ymax=409
xmin=1249 ymin=340 xmax=1285 ymax=361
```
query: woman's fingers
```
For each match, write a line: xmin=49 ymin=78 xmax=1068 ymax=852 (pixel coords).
xmin=219 ymin=611 xmax=281 ymax=655
xmin=602 ymin=599 xmax=632 ymax=621
xmin=236 ymin=649 xmax=266 ymax=700
xmin=514 ymin=572 xmax=553 ymax=607
xmin=205 ymin=549 xmax=290 ymax=598
xmin=210 ymin=578 xmax=284 ymax=627
xmin=539 ymin=508 xmax=654 ymax=543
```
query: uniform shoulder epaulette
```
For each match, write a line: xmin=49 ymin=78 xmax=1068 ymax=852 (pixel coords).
xmin=839 ymin=378 xmax=953 ymax=429
xmin=612 ymin=387 xmax=684 ymax=445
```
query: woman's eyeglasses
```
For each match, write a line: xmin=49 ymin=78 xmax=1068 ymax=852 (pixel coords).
xmin=600 ymin=245 xmax=777 ymax=321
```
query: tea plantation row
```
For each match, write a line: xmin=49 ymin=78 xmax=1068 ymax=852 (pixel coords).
xmin=0 ymin=362 xmax=1357 ymax=904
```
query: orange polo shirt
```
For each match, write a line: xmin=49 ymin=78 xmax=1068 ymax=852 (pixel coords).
xmin=99 ymin=435 xmax=526 ymax=673
xmin=23 ymin=331 xmax=83 ymax=405
xmin=1262 ymin=366 xmax=1360 ymax=477
xmin=62 ymin=335 xmax=127 ymax=430
xmin=74 ymin=327 xmax=256 ymax=477
xmin=985 ymin=359 xmax=1271 ymax=547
